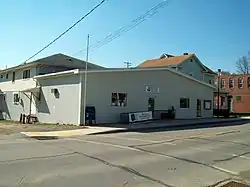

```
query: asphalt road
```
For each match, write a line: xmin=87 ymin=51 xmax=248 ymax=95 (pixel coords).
xmin=1 ymin=122 xmax=250 ymax=187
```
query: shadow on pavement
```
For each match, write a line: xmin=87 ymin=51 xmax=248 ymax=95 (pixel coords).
xmin=28 ymin=136 xmax=59 ymax=140
xmin=90 ymin=118 xmax=250 ymax=135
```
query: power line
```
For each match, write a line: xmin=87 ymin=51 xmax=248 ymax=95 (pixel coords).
xmin=23 ymin=0 xmax=107 ymax=64
xmin=73 ymin=0 xmax=169 ymax=56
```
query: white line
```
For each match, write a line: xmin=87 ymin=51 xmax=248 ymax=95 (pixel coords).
xmin=211 ymin=165 xmax=238 ymax=175
xmin=233 ymin=154 xmax=250 ymax=160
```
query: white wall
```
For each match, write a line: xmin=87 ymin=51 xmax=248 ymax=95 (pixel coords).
xmin=83 ymin=69 xmax=214 ymax=124
xmin=36 ymin=74 xmax=80 ymax=125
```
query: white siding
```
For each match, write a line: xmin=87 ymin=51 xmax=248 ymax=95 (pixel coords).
xmin=83 ymin=70 xmax=214 ymax=124
xmin=36 ymin=74 xmax=80 ymax=125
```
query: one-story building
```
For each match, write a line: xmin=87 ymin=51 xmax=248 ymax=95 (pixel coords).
xmin=0 ymin=66 xmax=215 ymax=125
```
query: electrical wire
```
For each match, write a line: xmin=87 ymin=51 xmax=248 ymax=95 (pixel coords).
xmin=23 ymin=0 xmax=107 ymax=64
xmin=73 ymin=0 xmax=169 ymax=56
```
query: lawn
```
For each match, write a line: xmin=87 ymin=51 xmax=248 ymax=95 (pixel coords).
xmin=0 ymin=120 xmax=85 ymax=135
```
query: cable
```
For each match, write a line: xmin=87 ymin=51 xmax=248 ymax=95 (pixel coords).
xmin=23 ymin=0 xmax=107 ymax=64
xmin=73 ymin=0 xmax=169 ymax=56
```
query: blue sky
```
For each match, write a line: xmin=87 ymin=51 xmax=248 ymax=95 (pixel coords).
xmin=1 ymin=0 xmax=250 ymax=72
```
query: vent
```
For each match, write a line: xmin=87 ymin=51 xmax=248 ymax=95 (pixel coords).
xmin=183 ymin=53 xmax=189 ymax=55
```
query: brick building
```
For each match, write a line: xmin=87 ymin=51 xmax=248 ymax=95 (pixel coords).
xmin=215 ymin=74 xmax=250 ymax=113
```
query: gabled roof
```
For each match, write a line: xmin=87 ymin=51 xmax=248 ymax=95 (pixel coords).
xmin=139 ymin=54 xmax=194 ymax=68
xmin=138 ymin=53 xmax=216 ymax=74
xmin=0 ymin=53 xmax=105 ymax=74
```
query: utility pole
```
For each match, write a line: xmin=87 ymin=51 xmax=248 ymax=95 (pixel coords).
xmin=83 ymin=34 xmax=90 ymax=126
xmin=217 ymin=69 xmax=221 ymax=118
xmin=124 ymin=61 xmax=132 ymax=68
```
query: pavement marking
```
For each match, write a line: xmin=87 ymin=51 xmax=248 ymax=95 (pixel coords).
xmin=68 ymin=137 xmax=240 ymax=176
xmin=232 ymin=154 xmax=250 ymax=160
xmin=211 ymin=165 xmax=238 ymax=175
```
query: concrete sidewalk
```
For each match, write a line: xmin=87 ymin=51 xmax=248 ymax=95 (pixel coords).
xmin=21 ymin=117 xmax=250 ymax=137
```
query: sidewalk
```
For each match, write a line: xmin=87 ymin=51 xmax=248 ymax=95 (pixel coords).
xmin=21 ymin=117 xmax=250 ymax=137
xmin=89 ymin=117 xmax=250 ymax=135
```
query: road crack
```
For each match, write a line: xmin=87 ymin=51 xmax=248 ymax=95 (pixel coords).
xmin=73 ymin=151 xmax=174 ymax=187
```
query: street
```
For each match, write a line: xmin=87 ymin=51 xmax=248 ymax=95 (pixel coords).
xmin=1 ymin=122 xmax=250 ymax=187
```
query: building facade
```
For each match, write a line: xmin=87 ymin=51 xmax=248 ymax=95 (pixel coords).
xmin=138 ymin=53 xmax=216 ymax=85
xmin=214 ymin=74 xmax=250 ymax=113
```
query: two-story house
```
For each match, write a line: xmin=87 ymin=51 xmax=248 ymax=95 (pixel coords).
xmin=215 ymin=74 xmax=250 ymax=113
xmin=0 ymin=53 xmax=105 ymax=121
xmin=138 ymin=53 xmax=216 ymax=84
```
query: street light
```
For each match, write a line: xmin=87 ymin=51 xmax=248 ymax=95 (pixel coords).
xmin=217 ymin=69 xmax=222 ymax=118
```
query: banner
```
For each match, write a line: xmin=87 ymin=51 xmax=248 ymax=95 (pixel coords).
xmin=128 ymin=111 xmax=153 ymax=123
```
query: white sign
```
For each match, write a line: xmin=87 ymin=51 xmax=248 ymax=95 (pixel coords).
xmin=128 ymin=111 xmax=153 ymax=123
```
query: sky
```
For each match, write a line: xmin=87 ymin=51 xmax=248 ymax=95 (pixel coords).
xmin=1 ymin=0 xmax=250 ymax=72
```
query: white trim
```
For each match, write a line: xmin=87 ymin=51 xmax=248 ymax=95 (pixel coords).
xmin=78 ymin=73 xmax=82 ymax=125
xmin=33 ymin=67 xmax=215 ymax=89
xmin=34 ymin=69 xmax=77 ymax=79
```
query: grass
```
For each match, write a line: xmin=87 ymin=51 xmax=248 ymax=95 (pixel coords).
xmin=0 ymin=120 xmax=85 ymax=135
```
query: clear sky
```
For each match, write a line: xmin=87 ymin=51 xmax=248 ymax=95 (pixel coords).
xmin=1 ymin=0 xmax=250 ymax=72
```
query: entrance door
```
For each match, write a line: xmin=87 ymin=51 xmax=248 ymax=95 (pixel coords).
xmin=30 ymin=93 xmax=36 ymax=115
xmin=148 ymin=97 xmax=155 ymax=111
xmin=227 ymin=96 xmax=233 ymax=113
xmin=196 ymin=99 xmax=201 ymax=117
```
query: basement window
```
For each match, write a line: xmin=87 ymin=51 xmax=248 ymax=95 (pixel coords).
xmin=111 ymin=93 xmax=127 ymax=107
xmin=180 ymin=98 xmax=189 ymax=109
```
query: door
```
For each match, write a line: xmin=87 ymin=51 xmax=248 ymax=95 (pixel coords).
xmin=196 ymin=99 xmax=201 ymax=117
xmin=148 ymin=97 xmax=155 ymax=111
xmin=30 ymin=93 xmax=36 ymax=115
xmin=227 ymin=96 xmax=233 ymax=113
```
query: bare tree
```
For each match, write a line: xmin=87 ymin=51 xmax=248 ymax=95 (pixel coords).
xmin=236 ymin=52 xmax=250 ymax=74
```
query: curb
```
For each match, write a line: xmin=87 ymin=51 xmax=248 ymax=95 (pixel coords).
xmin=88 ymin=118 xmax=250 ymax=135
xmin=20 ymin=129 xmax=91 ymax=137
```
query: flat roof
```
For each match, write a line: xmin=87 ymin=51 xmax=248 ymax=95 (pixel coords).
xmin=34 ymin=67 xmax=216 ymax=89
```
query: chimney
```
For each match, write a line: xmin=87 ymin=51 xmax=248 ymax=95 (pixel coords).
xmin=183 ymin=53 xmax=188 ymax=55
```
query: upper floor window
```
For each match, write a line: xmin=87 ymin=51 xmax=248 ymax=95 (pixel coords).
xmin=229 ymin=78 xmax=234 ymax=88
xmin=12 ymin=72 xmax=15 ymax=82
xmin=238 ymin=77 xmax=243 ymax=88
xmin=248 ymin=77 xmax=250 ymax=88
xmin=23 ymin=69 xmax=30 ymax=79
xmin=221 ymin=79 xmax=225 ymax=89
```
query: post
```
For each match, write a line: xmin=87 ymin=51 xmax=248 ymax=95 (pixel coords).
xmin=83 ymin=34 xmax=90 ymax=125
xmin=217 ymin=69 xmax=221 ymax=118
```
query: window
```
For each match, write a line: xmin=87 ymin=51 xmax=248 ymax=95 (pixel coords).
xmin=0 ymin=75 xmax=3 ymax=79
xmin=204 ymin=100 xmax=212 ymax=110
xmin=13 ymin=93 xmax=19 ymax=104
xmin=236 ymin=96 xmax=241 ymax=101
xmin=111 ymin=93 xmax=127 ymax=107
xmin=180 ymin=98 xmax=189 ymax=108
xmin=229 ymin=78 xmax=234 ymax=88
xmin=190 ymin=59 xmax=193 ymax=62
xmin=12 ymin=72 xmax=15 ymax=82
xmin=209 ymin=80 xmax=212 ymax=84
xmin=23 ymin=69 xmax=30 ymax=79
xmin=221 ymin=79 xmax=225 ymax=89
xmin=220 ymin=97 xmax=225 ymax=106
xmin=248 ymin=77 xmax=250 ymax=88
xmin=238 ymin=77 xmax=243 ymax=88
xmin=6 ymin=73 xmax=8 ymax=79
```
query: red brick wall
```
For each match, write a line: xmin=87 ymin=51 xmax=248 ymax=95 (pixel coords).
xmin=215 ymin=74 xmax=250 ymax=113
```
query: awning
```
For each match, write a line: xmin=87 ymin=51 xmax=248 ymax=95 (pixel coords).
xmin=20 ymin=86 xmax=41 ymax=93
